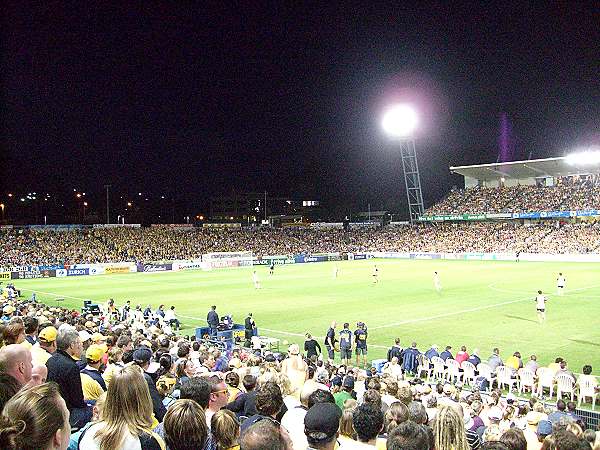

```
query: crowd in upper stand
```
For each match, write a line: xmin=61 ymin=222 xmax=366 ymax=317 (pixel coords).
xmin=427 ymin=175 xmax=600 ymax=216
xmin=0 ymin=294 xmax=599 ymax=450
xmin=2 ymin=220 xmax=600 ymax=268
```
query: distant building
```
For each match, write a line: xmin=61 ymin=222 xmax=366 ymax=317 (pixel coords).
xmin=209 ymin=192 xmax=322 ymax=224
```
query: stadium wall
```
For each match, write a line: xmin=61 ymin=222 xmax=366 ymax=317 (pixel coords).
xmin=3 ymin=251 xmax=600 ymax=280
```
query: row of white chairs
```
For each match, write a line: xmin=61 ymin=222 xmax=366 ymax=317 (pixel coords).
xmin=415 ymin=355 xmax=597 ymax=409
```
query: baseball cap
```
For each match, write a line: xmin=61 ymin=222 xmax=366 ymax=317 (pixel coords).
xmin=331 ymin=376 xmax=342 ymax=387
xmin=86 ymin=344 xmax=105 ymax=363
xmin=133 ymin=347 xmax=153 ymax=364
xmin=342 ymin=376 xmax=355 ymax=389
xmin=91 ymin=332 xmax=106 ymax=343
xmin=304 ymin=403 xmax=342 ymax=440
xmin=38 ymin=326 xmax=58 ymax=343
xmin=85 ymin=321 xmax=95 ymax=329
xmin=78 ymin=330 xmax=92 ymax=342
xmin=537 ymin=420 xmax=552 ymax=436
xmin=488 ymin=406 xmax=503 ymax=421
xmin=3 ymin=305 xmax=15 ymax=314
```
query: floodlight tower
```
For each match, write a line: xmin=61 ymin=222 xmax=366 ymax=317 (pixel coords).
xmin=382 ymin=104 xmax=425 ymax=223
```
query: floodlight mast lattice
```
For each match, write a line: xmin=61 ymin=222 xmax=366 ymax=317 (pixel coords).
xmin=382 ymin=104 xmax=425 ymax=223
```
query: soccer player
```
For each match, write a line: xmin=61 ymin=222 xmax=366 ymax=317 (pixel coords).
xmin=333 ymin=265 xmax=339 ymax=279
xmin=354 ymin=322 xmax=368 ymax=368
xmin=556 ymin=272 xmax=566 ymax=296
xmin=372 ymin=265 xmax=379 ymax=284
xmin=269 ymin=262 xmax=275 ymax=275
xmin=433 ymin=271 xmax=442 ymax=293
xmin=535 ymin=290 xmax=547 ymax=323
xmin=252 ymin=270 xmax=261 ymax=289
xmin=339 ymin=322 xmax=353 ymax=366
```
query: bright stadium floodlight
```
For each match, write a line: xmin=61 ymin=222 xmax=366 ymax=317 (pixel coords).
xmin=382 ymin=104 xmax=418 ymax=138
xmin=381 ymin=103 xmax=424 ymax=223
xmin=565 ymin=149 xmax=600 ymax=166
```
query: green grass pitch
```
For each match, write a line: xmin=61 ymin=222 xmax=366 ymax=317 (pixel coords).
xmin=14 ymin=259 xmax=600 ymax=375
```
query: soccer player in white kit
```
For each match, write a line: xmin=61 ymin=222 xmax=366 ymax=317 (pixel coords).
xmin=535 ymin=290 xmax=547 ymax=323
xmin=556 ymin=272 xmax=566 ymax=296
xmin=433 ymin=271 xmax=442 ymax=293
xmin=252 ymin=270 xmax=261 ymax=289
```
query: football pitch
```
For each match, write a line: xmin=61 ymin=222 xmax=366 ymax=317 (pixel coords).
xmin=14 ymin=259 xmax=600 ymax=374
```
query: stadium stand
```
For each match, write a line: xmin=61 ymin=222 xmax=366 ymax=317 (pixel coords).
xmin=0 ymin=293 xmax=599 ymax=449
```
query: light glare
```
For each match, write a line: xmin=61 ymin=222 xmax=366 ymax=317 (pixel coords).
xmin=382 ymin=104 xmax=418 ymax=138
xmin=566 ymin=150 xmax=600 ymax=166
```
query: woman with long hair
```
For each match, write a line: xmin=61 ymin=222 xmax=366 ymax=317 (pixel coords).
xmin=0 ymin=382 xmax=71 ymax=450
xmin=433 ymin=405 xmax=470 ymax=450
xmin=78 ymin=364 xmax=165 ymax=449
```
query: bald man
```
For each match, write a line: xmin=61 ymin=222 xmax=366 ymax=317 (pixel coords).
xmin=26 ymin=364 xmax=48 ymax=388
xmin=0 ymin=344 xmax=33 ymax=387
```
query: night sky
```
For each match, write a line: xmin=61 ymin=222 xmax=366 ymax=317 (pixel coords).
xmin=2 ymin=3 xmax=599 ymax=218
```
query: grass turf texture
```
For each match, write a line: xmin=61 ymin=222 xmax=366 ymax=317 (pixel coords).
xmin=14 ymin=259 xmax=600 ymax=375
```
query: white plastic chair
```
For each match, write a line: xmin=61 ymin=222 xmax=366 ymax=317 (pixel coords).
xmin=496 ymin=366 xmax=518 ymax=392
xmin=555 ymin=374 xmax=575 ymax=401
xmin=461 ymin=361 xmax=477 ymax=386
xmin=577 ymin=377 xmax=598 ymax=410
xmin=416 ymin=354 xmax=432 ymax=381
xmin=517 ymin=368 xmax=535 ymax=394
xmin=477 ymin=363 xmax=494 ymax=387
xmin=446 ymin=359 xmax=462 ymax=383
xmin=431 ymin=356 xmax=446 ymax=381
xmin=536 ymin=367 xmax=555 ymax=399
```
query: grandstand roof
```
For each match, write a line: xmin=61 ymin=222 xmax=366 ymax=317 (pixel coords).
xmin=450 ymin=156 xmax=600 ymax=181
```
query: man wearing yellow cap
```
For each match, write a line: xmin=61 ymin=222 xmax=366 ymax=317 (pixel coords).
xmin=31 ymin=325 xmax=57 ymax=366
xmin=80 ymin=344 xmax=107 ymax=401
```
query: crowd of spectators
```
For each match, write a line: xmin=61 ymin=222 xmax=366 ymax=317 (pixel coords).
xmin=1 ymin=294 xmax=599 ymax=449
xmin=427 ymin=175 xmax=600 ymax=215
xmin=2 ymin=220 xmax=600 ymax=268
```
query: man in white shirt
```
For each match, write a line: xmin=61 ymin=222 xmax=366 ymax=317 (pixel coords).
xmin=252 ymin=270 xmax=261 ymax=289
xmin=164 ymin=305 xmax=180 ymax=330
xmin=535 ymin=290 xmax=547 ymax=323
xmin=433 ymin=271 xmax=442 ymax=293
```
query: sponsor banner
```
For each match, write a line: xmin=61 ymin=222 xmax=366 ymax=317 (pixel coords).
xmin=56 ymin=269 xmax=67 ymax=278
xmin=419 ymin=214 xmax=486 ymax=222
xmin=67 ymin=268 xmax=89 ymax=276
xmin=141 ymin=263 xmax=173 ymax=272
xmin=172 ymin=260 xmax=203 ymax=271
xmin=369 ymin=252 xmax=411 ymax=259
xmin=27 ymin=225 xmax=85 ymax=231
xmin=202 ymin=223 xmax=242 ymax=228
xmin=105 ymin=266 xmax=133 ymax=274
xmin=253 ymin=256 xmax=295 ymax=265
xmin=93 ymin=223 xmax=141 ymax=228
xmin=348 ymin=253 xmax=373 ymax=260
xmin=0 ymin=225 xmax=14 ymax=229
xmin=310 ymin=222 xmax=343 ymax=229
xmin=150 ymin=223 xmax=194 ymax=228
xmin=485 ymin=213 xmax=512 ymax=219
xmin=0 ymin=272 xmax=11 ymax=280
xmin=38 ymin=264 xmax=65 ymax=271
xmin=11 ymin=269 xmax=56 ymax=279
xmin=349 ymin=222 xmax=379 ymax=229
xmin=410 ymin=252 xmax=442 ymax=260
xmin=294 ymin=255 xmax=329 ymax=264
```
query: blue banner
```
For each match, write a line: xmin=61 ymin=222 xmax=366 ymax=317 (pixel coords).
xmin=294 ymin=255 xmax=329 ymax=264
xmin=67 ymin=268 xmax=89 ymax=276
xmin=38 ymin=264 xmax=65 ymax=271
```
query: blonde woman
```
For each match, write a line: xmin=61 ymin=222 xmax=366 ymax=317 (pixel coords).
xmin=78 ymin=365 xmax=165 ymax=449
xmin=211 ymin=409 xmax=240 ymax=450
xmin=0 ymin=382 xmax=71 ymax=450
xmin=280 ymin=344 xmax=308 ymax=396
xmin=102 ymin=347 xmax=123 ymax=388
xmin=433 ymin=405 xmax=470 ymax=450
xmin=338 ymin=401 xmax=357 ymax=446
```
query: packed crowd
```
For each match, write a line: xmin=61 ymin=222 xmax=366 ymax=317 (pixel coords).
xmin=2 ymin=220 xmax=600 ymax=268
xmin=427 ymin=175 xmax=600 ymax=215
xmin=1 ymin=294 xmax=599 ymax=450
